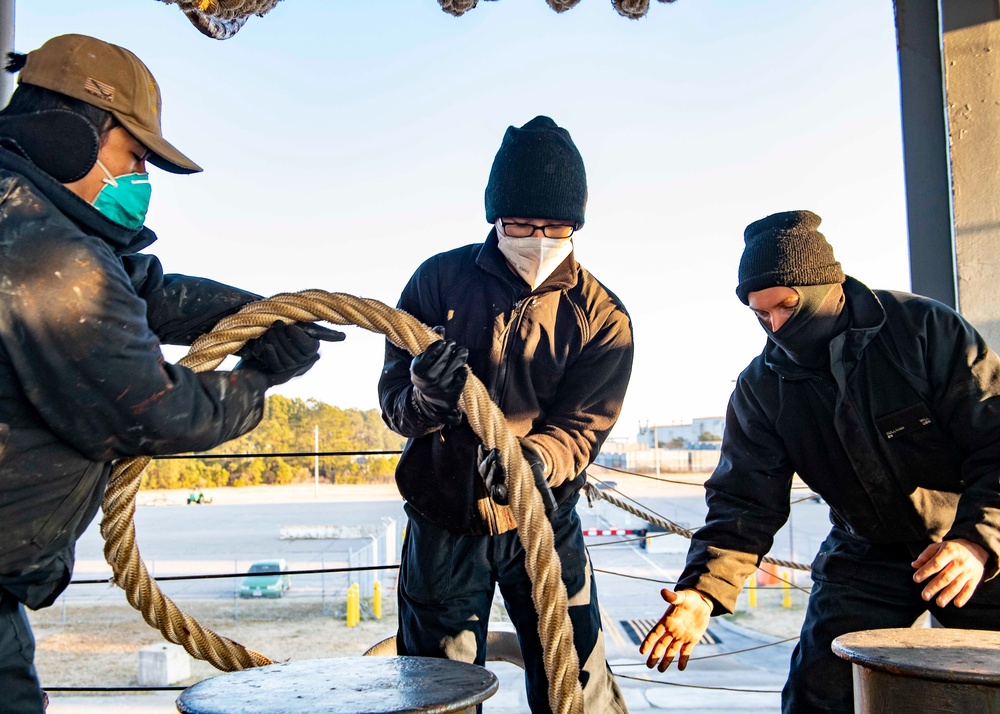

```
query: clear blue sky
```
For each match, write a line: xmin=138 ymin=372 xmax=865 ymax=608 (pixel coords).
xmin=13 ymin=1 xmax=909 ymax=440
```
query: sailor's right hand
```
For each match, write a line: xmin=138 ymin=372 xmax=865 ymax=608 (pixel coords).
xmin=478 ymin=445 xmax=508 ymax=505
xmin=409 ymin=337 xmax=469 ymax=426
xmin=640 ymin=588 xmax=713 ymax=672
xmin=237 ymin=320 xmax=337 ymax=387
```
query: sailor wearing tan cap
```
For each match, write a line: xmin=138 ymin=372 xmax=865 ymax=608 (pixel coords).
xmin=0 ymin=35 xmax=343 ymax=712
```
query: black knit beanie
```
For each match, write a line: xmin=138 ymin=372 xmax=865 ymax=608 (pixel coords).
xmin=484 ymin=115 xmax=587 ymax=227
xmin=736 ymin=210 xmax=845 ymax=304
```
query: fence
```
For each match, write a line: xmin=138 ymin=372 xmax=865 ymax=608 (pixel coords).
xmin=594 ymin=448 xmax=721 ymax=473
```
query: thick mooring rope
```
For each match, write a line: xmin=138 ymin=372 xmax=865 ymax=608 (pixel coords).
xmin=583 ymin=482 xmax=812 ymax=572
xmin=100 ymin=290 xmax=584 ymax=713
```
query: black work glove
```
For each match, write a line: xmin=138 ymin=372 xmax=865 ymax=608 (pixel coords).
xmin=478 ymin=445 xmax=509 ymax=505
xmin=409 ymin=338 xmax=469 ymax=426
xmin=237 ymin=321 xmax=344 ymax=387
xmin=477 ymin=443 xmax=558 ymax=516
xmin=522 ymin=443 xmax=557 ymax=516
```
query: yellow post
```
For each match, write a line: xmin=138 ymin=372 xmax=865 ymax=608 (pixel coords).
xmin=782 ymin=570 xmax=792 ymax=608
xmin=347 ymin=583 xmax=359 ymax=627
xmin=373 ymin=580 xmax=382 ymax=619
xmin=748 ymin=575 xmax=757 ymax=609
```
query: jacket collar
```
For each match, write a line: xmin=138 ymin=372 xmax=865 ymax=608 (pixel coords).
xmin=764 ymin=276 xmax=886 ymax=379
xmin=0 ymin=144 xmax=157 ymax=255
xmin=838 ymin=275 xmax=886 ymax=357
xmin=475 ymin=227 xmax=580 ymax=296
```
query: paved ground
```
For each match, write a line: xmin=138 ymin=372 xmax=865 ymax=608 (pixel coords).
xmin=43 ymin=476 xmax=827 ymax=712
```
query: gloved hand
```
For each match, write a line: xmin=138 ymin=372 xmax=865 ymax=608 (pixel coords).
xmin=478 ymin=445 xmax=509 ymax=505
xmin=477 ymin=443 xmax=557 ymax=516
xmin=409 ymin=338 xmax=469 ymax=426
xmin=522 ymin=443 xmax=558 ymax=516
xmin=237 ymin=321 xmax=344 ymax=387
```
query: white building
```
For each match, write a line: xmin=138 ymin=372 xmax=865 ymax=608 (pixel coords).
xmin=637 ymin=417 xmax=725 ymax=450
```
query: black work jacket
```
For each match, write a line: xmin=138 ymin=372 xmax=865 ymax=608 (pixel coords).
xmin=378 ymin=230 xmax=634 ymax=535
xmin=0 ymin=147 xmax=269 ymax=608
xmin=678 ymin=277 xmax=1000 ymax=614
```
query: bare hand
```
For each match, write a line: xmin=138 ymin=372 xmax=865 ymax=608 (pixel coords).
xmin=639 ymin=588 xmax=712 ymax=672
xmin=912 ymin=538 xmax=987 ymax=608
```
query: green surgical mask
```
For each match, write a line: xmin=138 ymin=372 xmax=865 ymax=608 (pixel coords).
xmin=91 ymin=159 xmax=151 ymax=229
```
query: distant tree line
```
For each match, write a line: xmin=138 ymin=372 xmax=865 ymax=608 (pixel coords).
xmin=141 ymin=395 xmax=406 ymax=490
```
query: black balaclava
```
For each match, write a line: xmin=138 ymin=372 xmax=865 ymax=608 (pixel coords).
xmin=737 ymin=210 xmax=849 ymax=369
xmin=762 ymin=283 xmax=849 ymax=369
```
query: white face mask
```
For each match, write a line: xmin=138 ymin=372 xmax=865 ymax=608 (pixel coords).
xmin=496 ymin=221 xmax=574 ymax=290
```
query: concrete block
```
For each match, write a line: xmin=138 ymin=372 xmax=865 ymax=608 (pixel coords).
xmin=137 ymin=643 xmax=190 ymax=686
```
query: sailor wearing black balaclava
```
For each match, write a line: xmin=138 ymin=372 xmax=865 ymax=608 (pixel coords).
xmin=736 ymin=210 xmax=849 ymax=369
xmin=640 ymin=209 xmax=1000 ymax=714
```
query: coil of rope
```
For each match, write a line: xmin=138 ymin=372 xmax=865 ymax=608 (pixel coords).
xmin=100 ymin=290 xmax=584 ymax=714
xmin=156 ymin=0 xmax=681 ymax=37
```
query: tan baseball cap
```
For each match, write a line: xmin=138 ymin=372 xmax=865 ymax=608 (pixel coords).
xmin=17 ymin=34 xmax=202 ymax=174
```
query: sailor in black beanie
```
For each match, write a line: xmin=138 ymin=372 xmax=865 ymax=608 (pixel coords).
xmin=643 ymin=209 xmax=1000 ymax=713
xmin=737 ymin=210 xmax=849 ymax=369
xmin=379 ymin=116 xmax=632 ymax=713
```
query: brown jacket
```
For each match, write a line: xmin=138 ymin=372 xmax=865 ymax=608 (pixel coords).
xmin=378 ymin=229 xmax=634 ymax=535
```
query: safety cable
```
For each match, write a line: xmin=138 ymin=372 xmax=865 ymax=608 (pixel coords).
xmin=586 ymin=534 xmax=658 ymax=548
xmin=590 ymin=462 xmax=816 ymax=490
xmin=68 ymin=561 xmax=809 ymax=593
xmin=590 ymin=463 xmax=713 ymax=487
xmin=755 ymin=565 xmax=812 ymax=594
xmin=612 ymin=673 xmax=783 ymax=694
xmin=153 ymin=449 xmax=402 ymax=460
xmin=592 ymin=566 xmax=811 ymax=593
xmin=610 ymin=635 xmax=800 ymax=668
xmin=686 ymin=635 xmax=800 ymax=661
xmin=591 ymin=568 xmax=670 ymax=585
xmin=68 ymin=564 xmax=399 ymax=586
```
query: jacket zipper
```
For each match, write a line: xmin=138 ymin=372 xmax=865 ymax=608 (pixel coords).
xmin=827 ymin=340 xmax=929 ymax=540
xmin=481 ymin=296 xmax=531 ymax=534
xmin=491 ymin=297 xmax=529 ymax=405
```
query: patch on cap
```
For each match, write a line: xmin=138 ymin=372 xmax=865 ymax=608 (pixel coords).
xmin=148 ymin=79 xmax=159 ymax=116
xmin=83 ymin=77 xmax=115 ymax=103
